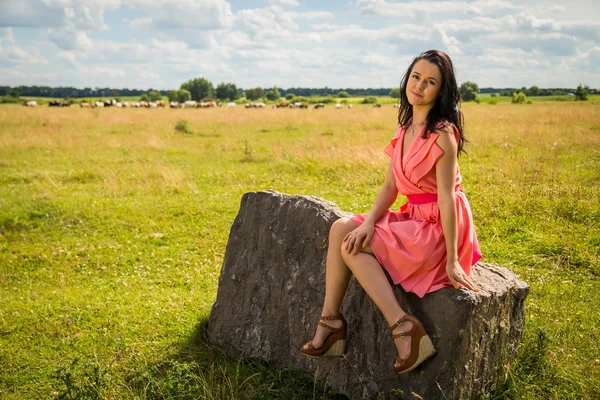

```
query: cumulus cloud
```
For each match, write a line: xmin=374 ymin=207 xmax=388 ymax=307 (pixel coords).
xmin=95 ymin=66 xmax=126 ymax=78
xmin=129 ymin=0 xmax=232 ymax=31
xmin=0 ymin=27 xmax=15 ymax=44
xmin=356 ymin=0 xmax=518 ymax=17
xmin=235 ymin=6 xmax=299 ymax=40
xmin=46 ymin=27 xmax=94 ymax=50
xmin=0 ymin=46 xmax=48 ymax=67
xmin=0 ymin=1 xmax=64 ymax=27
xmin=267 ymin=0 xmax=300 ymax=7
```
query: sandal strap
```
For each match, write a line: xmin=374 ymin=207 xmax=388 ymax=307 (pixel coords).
xmin=320 ymin=314 xmax=342 ymax=321
xmin=317 ymin=320 xmax=342 ymax=332
xmin=393 ymin=331 xmax=411 ymax=339
xmin=390 ymin=315 xmax=410 ymax=332
xmin=317 ymin=314 xmax=345 ymax=332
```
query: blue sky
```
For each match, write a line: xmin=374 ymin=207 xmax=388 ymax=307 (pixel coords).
xmin=0 ymin=0 xmax=599 ymax=90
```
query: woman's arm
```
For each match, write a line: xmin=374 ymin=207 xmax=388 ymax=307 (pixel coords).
xmin=344 ymin=159 xmax=398 ymax=254
xmin=435 ymin=126 xmax=478 ymax=292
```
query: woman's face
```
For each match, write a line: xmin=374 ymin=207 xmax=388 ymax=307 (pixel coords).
xmin=406 ymin=59 xmax=443 ymax=107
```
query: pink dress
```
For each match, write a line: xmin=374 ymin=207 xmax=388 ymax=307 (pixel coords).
xmin=350 ymin=122 xmax=482 ymax=298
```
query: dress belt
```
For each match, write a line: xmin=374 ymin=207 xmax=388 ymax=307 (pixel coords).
xmin=406 ymin=187 xmax=463 ymax=205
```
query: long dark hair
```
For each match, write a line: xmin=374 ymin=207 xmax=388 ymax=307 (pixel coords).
xmin=396 ymin=50 xmax=467 ymax=156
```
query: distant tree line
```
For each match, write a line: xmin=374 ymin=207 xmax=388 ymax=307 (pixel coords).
xmin=0 ymin=86 xmax=168 ymax=98
xmin=482 ymin=86 xmax=598 ymax=96
xmin=1 ymin=82 xmax=597 ymax=101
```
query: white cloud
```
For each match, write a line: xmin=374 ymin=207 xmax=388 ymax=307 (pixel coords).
xmin=95 ymin=66 xmax=126 ymax=78
xmin=140 ymin=71 xmax=159 ymax=79
xmin=46 ymin=27 xmax=94 ymax=50
xmin=130 ymin=0 xmax=232 ymax=31
xmin=235 ymin=6 xmax=299 ymax=40
xmin=356 ymin=0 xmax=518 ymax=18
xmin=0 ymin=1 xmax=65 ymax=27
xmin=130 ymin=17 xmax=153 ymax=32
xmin=0 ymin=46 xmax=48 ymax=67
xmin=0 ymin=27 xmax=15 ymax=45
xmin=287 ymin=10 xmax=336 ymax=20
xmin=267 ymin=0 xmax=300 ymax=7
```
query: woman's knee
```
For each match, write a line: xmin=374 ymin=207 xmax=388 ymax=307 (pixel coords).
xmin=329 ymin=217 xmax=356 ymax=240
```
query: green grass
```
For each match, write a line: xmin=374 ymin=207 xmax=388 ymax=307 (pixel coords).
xmin=0 ymin=103 xmax=599 ymax=399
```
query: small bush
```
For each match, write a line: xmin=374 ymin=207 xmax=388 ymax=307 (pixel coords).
xmin=1 ymin=96 xmax=21 ymax=104
xmin=488 ymin=98 xmax=499 ymax=105
xmin=475 ymin=97 xmax=481 ymax=104
xmin=361 ymin=96 xmax=378 ymax=104
xmin=526 ymin=99 xmax=533 ymax=104
xmin=285 ymin=93 xmax=295 ymax=100
xmin=512 ymin=92 xmax=527 ymax=104
xmin=175 ymin=119 xmax=191 ymax=134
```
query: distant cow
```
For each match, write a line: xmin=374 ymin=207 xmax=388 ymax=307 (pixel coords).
xmin=170 ymin=102 xmax=179 ymax=108
xmin=184 ymin=101 xmax=197 ymax=108
xmin=373 ymin=104 xmax=382 ymax=108
xmin=227 ymin=102 xmax=236 ymax=108
xmin=49 ymin=100 xmax=63 ymax=107
xmin=314 ymin=103 xmax=325 ymax=109
xmin=335 ymin=103 xmax=342 ymax=109
xmin=156 ymin=100 xmax=165 ymax=108
xmin=23 ymin=101 xmax=37 ymax=107
xmin=348 ymin=104 xmax=353 ymax=109
xmin=80 ymin=102 xmax=90 ymax=108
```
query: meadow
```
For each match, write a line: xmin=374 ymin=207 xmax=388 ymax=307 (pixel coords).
xmin=0 ymin=101 xmax=599 ymax=399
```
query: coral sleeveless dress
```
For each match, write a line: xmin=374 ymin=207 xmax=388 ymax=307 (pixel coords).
xmin=350 ymin=122 xmax=482 ymax=298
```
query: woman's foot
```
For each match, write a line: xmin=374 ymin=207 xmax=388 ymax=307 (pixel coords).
xmin=389 ymin=312 xmax=435 ymax=373
xmin=301 ymin=314 xmax=347 ymax=358
xmin=302 ymin=317 xmax=344 ymax=350
xmin=391 ymin=313 xmax=413 ymax=369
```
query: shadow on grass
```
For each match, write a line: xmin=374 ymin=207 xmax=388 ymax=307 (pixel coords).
xmin=127 ymin=316 xmax=348 ymax=400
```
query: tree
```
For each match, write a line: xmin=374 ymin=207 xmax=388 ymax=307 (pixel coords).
xmin=177 ymin=89 xmax=191 ymax=103
xmin=180 ymin=78 xmax=213 ymax=101
xmin=389 ymin=88 xmax=401 ymax=98
xmin=361 ymin=96 xmax=378 ymax=104
xmin=148 ymin=90 xmax=162 ymax=101
xmin=216 ymin=82 xmax=240 ymax=101
xmin=337 ymin=91 xmax=350 ymax=98
xmin=527 ymin=85 xmax=540 ymax=96
xmin=574 ymin=84 xmax=589 ymax=101
xmin=511 ymin=92 xmax=527 ymax=104
xmin=8 ymin=89 xmax=19 ymax=99
xmin=246 ymin=87 xmax=265 ymax=101
xmin=140 ymin=93 xmax=150 ymax=102
xmin=266 ymin=86 xmax=281 ymax=101
xmin=167 ymin=89 xmax=191 ymax=103
xmin=167 ymin=90 xmax=179 ymax=103
xmin=459 ymin=81 xmax=479 ymax=102
xmin=285 ymin=93 xmax=295 ymax=100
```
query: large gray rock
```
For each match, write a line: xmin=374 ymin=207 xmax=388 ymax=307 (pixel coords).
xmin=207 ymin=191 xmax=529 ymax=399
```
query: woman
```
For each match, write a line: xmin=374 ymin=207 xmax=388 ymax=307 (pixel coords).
xmin=300 ymin=50 xmax=482 ymax=373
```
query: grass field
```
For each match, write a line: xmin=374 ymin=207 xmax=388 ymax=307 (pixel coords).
xmin=1 ymin=102 xmax=599 ymax=399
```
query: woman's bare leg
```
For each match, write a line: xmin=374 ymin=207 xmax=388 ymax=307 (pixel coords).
xmin=341 ymin=248 xmax=413 ymax=364
xmin=303 ymin=217 xmax=355 ymax=350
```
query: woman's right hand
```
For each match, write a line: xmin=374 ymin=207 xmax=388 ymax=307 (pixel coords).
xmin=343 ymin=222 xmax=375 ymax=255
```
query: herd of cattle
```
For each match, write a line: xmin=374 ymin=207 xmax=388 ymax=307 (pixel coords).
xmin=21 ymin=100 xmax=395 ymax=109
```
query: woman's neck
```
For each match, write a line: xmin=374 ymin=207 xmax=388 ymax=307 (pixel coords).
xmin=412 ymin=104 xmax=433 ymax=126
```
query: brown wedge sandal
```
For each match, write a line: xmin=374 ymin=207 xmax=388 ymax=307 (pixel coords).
xmin=390 ymin=312 xmax=435 ymax=373
xmin=301 ymin=314 xmax=347 ymax=358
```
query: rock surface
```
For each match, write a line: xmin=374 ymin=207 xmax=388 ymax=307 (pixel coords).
xmin=207 ymin=190 xmax=530 ymax=399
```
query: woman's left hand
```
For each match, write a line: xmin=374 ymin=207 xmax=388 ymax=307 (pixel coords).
xmin=446 ymin=259 xmax=479 ymax=292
